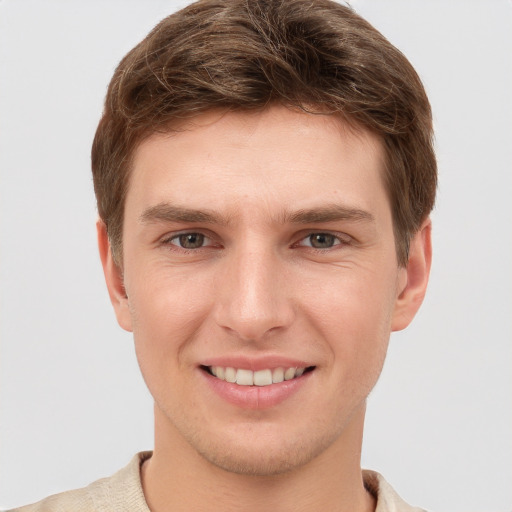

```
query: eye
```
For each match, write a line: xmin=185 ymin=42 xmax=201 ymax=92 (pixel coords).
xmin=168 ymin=233 xmax=210 ymax=249
xmin=298 ymin=232 xmax=346 ymax=249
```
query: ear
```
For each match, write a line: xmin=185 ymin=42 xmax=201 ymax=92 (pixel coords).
xmin=97 ymin=219 xmax=133 ymax=332
xmin=391 ymin=218 xmax=432 ymax=332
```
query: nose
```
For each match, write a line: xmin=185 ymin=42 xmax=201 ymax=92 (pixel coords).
xmin=213 ymin=244 xmax=295 ymax=342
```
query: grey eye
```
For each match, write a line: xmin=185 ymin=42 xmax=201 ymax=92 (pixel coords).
xmin=176 ymin=233 xmax=205 ymax=249
xmin=308 ymin=233 xmax=337 ymax=249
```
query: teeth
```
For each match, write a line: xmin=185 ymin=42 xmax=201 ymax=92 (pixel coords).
xmin=236 ymin=369 xmax=254 ymax=386
xmin=208 ymin=366 xmax=307 ymax=386
xmin=284 ymin=367 xmax=296 ymax=380
xmin=253 ymin=369 xmax=272 ymax=386
xmin=225 ymin=367 xmax=236 ymax=383
xmin=272 ymin=367 xmax=284 ymax=383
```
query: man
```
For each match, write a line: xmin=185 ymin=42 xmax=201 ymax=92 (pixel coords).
xmin=12 ymin=0 xmax=435 ymax=510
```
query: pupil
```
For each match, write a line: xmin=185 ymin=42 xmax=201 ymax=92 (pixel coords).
xmin=179 ymin=233 xmax=204 ymax=248
xmin=310 ymin=233 xmax=335 ymax=248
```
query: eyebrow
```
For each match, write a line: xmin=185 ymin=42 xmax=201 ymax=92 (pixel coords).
xmin=140 ymin=203 xmax=230 ymax=225
xmin=286 ymin=205 xmax=375 ymax=224
xmin=139 ymin=202 xmax=374 ymax=226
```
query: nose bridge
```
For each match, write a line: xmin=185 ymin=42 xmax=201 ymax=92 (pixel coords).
xmin=215 ymin=239 xmax=293 ymax=341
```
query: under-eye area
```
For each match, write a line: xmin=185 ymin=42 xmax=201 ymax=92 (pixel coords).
xmin=201 ymin=365 xmax=316 ymax=387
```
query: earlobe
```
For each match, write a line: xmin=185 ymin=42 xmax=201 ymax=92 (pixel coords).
xmin=391 ymin=218 xmax=432 ymax=332
xmin=96 ymin=220 xmax=133 ymax=332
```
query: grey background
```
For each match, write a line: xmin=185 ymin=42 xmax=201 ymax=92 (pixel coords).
xmin=1 ymin=1 xmax=511 ymax=510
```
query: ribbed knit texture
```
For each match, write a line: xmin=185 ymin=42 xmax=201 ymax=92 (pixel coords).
xmin=9 ymin=452 xmax=425 ymax=512
xmin=9 ymin=452 xmax=152 ymax=512
xmin=364 ymin=470 xmax=426 ymax=512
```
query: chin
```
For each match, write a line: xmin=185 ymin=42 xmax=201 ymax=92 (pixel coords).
xmin=198 ymin=447 xmax=314 ymax=477
xmin=189 ymin=426 xmax=338 ymax=477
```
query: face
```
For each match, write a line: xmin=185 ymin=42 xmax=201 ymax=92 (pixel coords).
xmin=100 ymin=106 xmax=430 ymax=476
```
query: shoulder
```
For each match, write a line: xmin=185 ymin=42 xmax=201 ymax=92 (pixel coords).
xmin=363 ymin=470 xmax=427 ymax=512
xmin=7 ymin=452 xmax=152 ymax=512
xmin=7 ymin=485 xmax=93 ymax=512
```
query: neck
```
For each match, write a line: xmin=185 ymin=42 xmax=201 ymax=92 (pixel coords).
xmin=142 ymin=403 xmax=375 ymax=512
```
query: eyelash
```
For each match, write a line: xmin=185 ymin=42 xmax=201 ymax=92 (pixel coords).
xmin=160 ymin=231 xmax=351 ymax=252
xmin=295 ymin=232 xmax=351 ymax=250
xmin=160 ymin=232 xmax=217 ymax=251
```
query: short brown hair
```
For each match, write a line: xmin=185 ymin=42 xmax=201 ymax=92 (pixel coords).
xmin=92 ymin=0 xmax=436 ymax=266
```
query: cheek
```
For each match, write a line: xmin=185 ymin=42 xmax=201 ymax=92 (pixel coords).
xmin=126 ymin=267 xmax=213 ymax=381
xmin=128 ymin=262 xmax=213 ymax=326
xmin=304 ymin=266 xmax=397 ymax=371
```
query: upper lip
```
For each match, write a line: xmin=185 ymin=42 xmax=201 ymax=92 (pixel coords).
xmin=200 ymin=355 xmax=314 ymax=372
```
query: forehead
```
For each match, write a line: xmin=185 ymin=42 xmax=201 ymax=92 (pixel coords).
xmin=127 ymin=106 xmax=388 ymax=221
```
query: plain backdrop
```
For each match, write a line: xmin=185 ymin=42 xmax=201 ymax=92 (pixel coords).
xmin=1 ymin=1 xmax=511 ymax=510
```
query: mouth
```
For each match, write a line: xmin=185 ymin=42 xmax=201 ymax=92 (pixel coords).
xmin=201 ymin=365 xmax=315 ymax=387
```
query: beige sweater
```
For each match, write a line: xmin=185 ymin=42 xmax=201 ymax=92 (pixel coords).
xmin=8 ymin=452 xmax=426 ymax=512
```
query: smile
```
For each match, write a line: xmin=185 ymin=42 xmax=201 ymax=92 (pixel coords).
xmin=206 ymin=366 xmax=312 ymax=386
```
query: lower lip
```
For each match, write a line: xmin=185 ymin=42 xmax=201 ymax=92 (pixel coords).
xmin=200 ymin=369 xmax=313 ymax=410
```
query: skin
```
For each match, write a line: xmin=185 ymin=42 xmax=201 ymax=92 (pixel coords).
xmin=98 ymin=106 xmax=431 ymax=512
